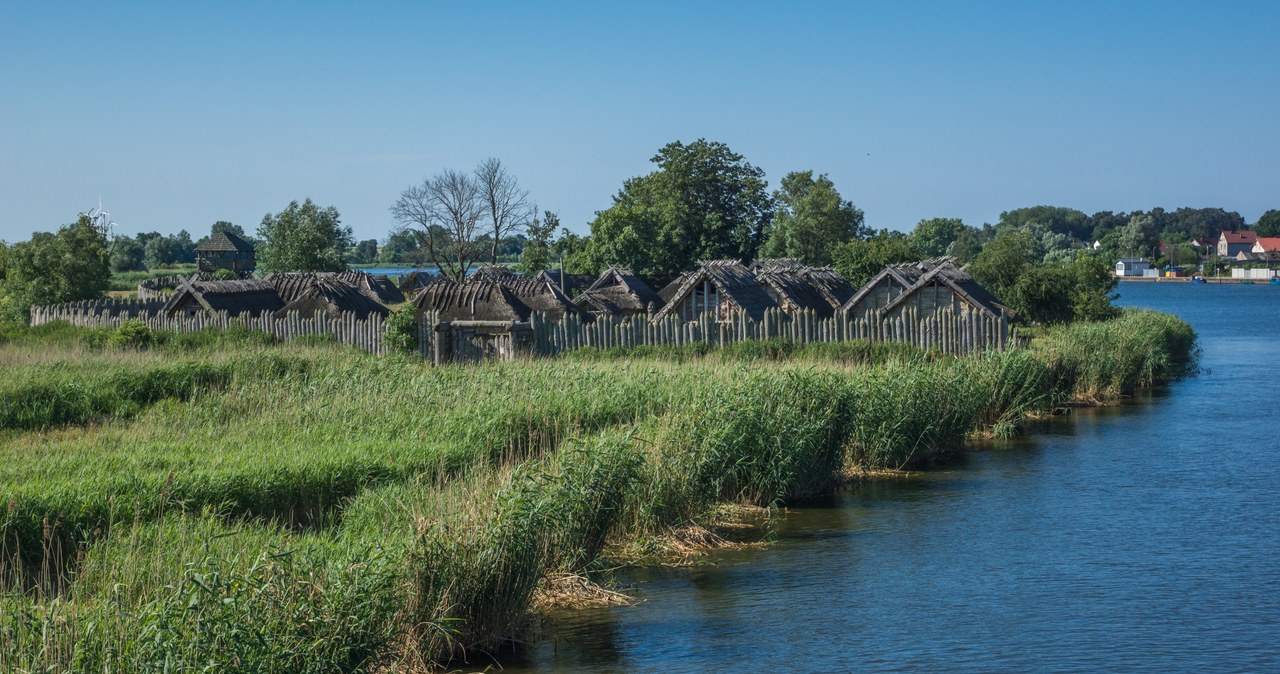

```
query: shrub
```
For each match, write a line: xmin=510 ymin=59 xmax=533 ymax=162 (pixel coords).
xmin=107 ymin=319 xmax=153 ymax=349
xmin=384 ymin=308 xmax=420 ymax=354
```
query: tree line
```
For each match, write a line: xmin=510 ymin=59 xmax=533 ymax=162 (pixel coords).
xmin=3 ymin=137 xmax=1277 ymax=326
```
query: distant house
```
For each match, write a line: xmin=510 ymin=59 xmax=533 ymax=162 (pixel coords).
xmin=652 ymin=260 xmax=779 ymax=323
xmin=1252 ymin=238 xmax=1280 ymax=254
xmin=1218 ymin=231 xmax=1258 ymax=257
xmin=163 ymin=279 xmax=284 ymax=318
xmin=194 ymin=232 xmax=256 ymax=273
xmin=1115 ymin=258 xmax=1152 ymax=277
xmin=573 ymin=267 xmax=666 ymax=317
xmin=879 ymin=262 xmax=1014 ymax=322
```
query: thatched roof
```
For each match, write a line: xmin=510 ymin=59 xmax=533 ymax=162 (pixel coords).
xmin=398 ymin=270 xmax=437 ymax=291
xmin=573 ymin=266 xmax=665 ymax=316
xmin=163 ymin=279 xmax=284 ymax=317
xmin=194 ymin=231 xmax=255 ymax=253
xmin=533 ymin=269 xmax=595 ymax=296
xmin=841 ymin=258 xmax=953 ymax=314
xmin=471 ymin=265 xmax=518 ymax=282
xmin=413 ymin=281 xmax=531 ymax=322
xmin=653 ymin=260 xmax=779 ymax=322
xmin=502 ymin=278 xmax=590 ymax=322
xmin=879 ymin=260 xmax=1013 ymax=319
xmin=275 ymin=278 xmax=389 ymax=320
xmin=756 ymin=268 xmax=837 ymax=318
xmin=336 ymin=270 xmax=404 ymax=305
xmin=801 ymin=267 xmax=856 ymax=309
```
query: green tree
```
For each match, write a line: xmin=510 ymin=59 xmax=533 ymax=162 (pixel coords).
xmin=109 ymin=236 xmax=146 ymax=272
xmin=588 ymin=139 xmax=774 ymax=275
xmin=968 ymin=228 xmax=1041 ymax=302
xmin=1 ymin=216 xmax=110 ymax=324
xmin=518 ymin=211 xmax=559 ymax=275
xmin=257 ymin=199 xmax=352 ymax=272
xmin=1255 ymin=209 xmax=1280 ymax=237
xmin=910 ymin=217 xmax=968 ymax=258
xmin=1007 ymin=265 xmax=1074 ymax=325
xmin=143 ymin=235 xmax=185 ymax=269
xmin=348 ymin=239 xmax=379 ymax=264
xmin=1118 ymin=213 xmax=1159 ymax=258
xmin=998 ymin=205 xmax=1092 ymax=241
xmin=555 ymin=228 xmax=599 ymax=276
xmin=830 ymin=229 xmax=922 ymax=288
xmin=378 ymin=231 xmax=420 ymax=264
xmin=759 ymin=171 xmax=865 ymax=265
xmin=1069 ymin=253 xmax=1120 ymax=322
xmin=211 ymin=221 xmax=245 ymax=238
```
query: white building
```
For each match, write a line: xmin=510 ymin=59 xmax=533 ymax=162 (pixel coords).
xmin=1115 ymin=258 xmax=1152 ymax=277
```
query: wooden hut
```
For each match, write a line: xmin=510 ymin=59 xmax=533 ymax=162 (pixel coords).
xmin=801 ymin=267 xmax=856 ymax=310
xmin=652 ymin=260 xmax=779 ymax=323
xmin=412 ymin=281 xmax=532 ymax=322
xmin=502 ymin=277 xmax=590 ymax=322
xmin=398 ymin=269 xmax=436 ymax=293
xmin=273 ymin=278 xmax=390 ymax=320
xmin=879 ymin=261 xmax=1013 ymax=321
xmin=573 ymin=266 xmax=666 ymax=317
xmin=194 ymin=232 xmax=256 ymax=273
xmin=532 ymin=269 xmax=595 ymax=297
xmin=755 ymin=267 xmax=839 ymax=318
xmin=335 ymin=270 xmax=404 ymax=305
xmin=163 ymin=279 xmax=284 ymax=318
xmin=841 ymin=259 xmax=942 ymax=321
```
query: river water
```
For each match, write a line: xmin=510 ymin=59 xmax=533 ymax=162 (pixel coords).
xmin=491 ymin=282 xmax=1280 ymax=673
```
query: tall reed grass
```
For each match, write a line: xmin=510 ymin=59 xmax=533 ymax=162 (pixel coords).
xmin=0 ymin=309 xmax=1196 ymax=671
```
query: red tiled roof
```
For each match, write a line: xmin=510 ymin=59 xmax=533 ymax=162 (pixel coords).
xmin=1256 ymin=237 xmax=1280 ymax=252
xmin=1220 ymin=230 xmax=1258 ymax=244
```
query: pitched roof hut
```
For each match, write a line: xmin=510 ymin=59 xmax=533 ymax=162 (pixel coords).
xmin=755 ymin=267 xmax=839 ymax=318
xmin=274 ymin=278 xmax=390 ymax=320
xmin=532 ymin=269 xmax=595 ymax=297
xmin=163 ymin=279 xmax=285 ymax=317
xmin=335 ymin=270 xmax=404 ymax=305
xmin=573 ymin=266 xmax=666 ymax=317
xmin=879 ymin=261 xmax=1013 ymax=320
xmin=841 ymin=258 xmax=947 ymax=320
xmin=801 ymin=267 xmax=856 ymax=309
xmin=502 ymin=277 xmax=590 ymax=322
xmin=194 ymin=232 xmax=256 ymax=273
xmin=413 ymin=281 xmax=532 ymax=322
xmin=652 ymin=260 xmax=779 ymax=323
xmin=398 ymin=270 xmax=437 ymax=292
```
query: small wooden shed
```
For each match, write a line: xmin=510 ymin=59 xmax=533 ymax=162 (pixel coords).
xmin=274 ymin=278 xmax=390 ymax=320
xmin=841 ymin=260 xmax=940 ymax=321
xmin=533 ymin=270 xmax=596 ymax=298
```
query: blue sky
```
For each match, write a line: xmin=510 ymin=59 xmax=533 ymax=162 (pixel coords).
xmin=2 ymin=1 xmax=1276 ymax=243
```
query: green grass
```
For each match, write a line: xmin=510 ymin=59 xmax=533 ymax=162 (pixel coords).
xmin=0 ymin=309 xmax=1196 ymax=671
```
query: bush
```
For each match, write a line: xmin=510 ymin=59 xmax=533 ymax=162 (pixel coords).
xmin=212 ymin=268 xmax=238 ymax=281
xmin=108 ymin=319 xmax=153 ymax=349
xmin=384 ymin=308 xmax=419 ymax=354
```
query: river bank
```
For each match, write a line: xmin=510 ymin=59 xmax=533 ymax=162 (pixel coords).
xmin=0 ymin=309 xmax=1194 ymax=672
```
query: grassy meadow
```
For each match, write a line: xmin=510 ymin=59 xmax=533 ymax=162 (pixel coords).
xmin=0 ymin=309 xmax=1195 ymax=672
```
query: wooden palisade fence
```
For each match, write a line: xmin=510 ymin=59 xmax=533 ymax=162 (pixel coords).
xmin=31 ymin=304 xmax=1008 ymax=364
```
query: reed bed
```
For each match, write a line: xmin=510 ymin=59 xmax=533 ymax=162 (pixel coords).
xmin=0 ymin=309 xmax=1195 ymax=672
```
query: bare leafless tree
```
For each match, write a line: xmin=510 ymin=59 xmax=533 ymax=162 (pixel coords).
xmin=390 ymin=169 xmax=485 ymax=281
xmin=475 ymin=157 xmax=534 ymax=265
